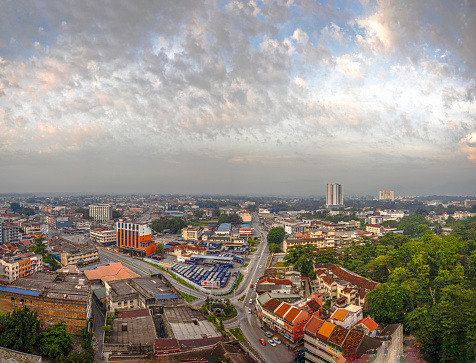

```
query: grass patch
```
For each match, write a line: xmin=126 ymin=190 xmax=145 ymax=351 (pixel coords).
xmin=179 ymin=291 xmax=198 ymax=302
xmin=228 ymin=273 xmax=244 ymax=295
xmin=238 ymin=295 xmax=245 ymax=301
xmin=250 ymin=248 xmax=257 ymax=253
xmin=244 ymin=263 xmax=249 ymax=268
xmin=275 ymin=262 xmax=288 ymax=267
xmin=230 ymin=328 xmax=246 ymax=342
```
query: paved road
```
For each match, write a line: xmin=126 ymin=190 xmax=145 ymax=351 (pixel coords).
xmin=91 ymin=295 xmax=106 ymax=362
xmin=224 ymin=216 xmax=296 ymax=363
xmin=93 ymin=216 xmax=295 ymax=363
xmin=97 ymin=249 xmax=209 ymax=300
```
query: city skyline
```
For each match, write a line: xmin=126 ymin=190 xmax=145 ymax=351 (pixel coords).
xmin=1 ymin=1 xmax=475 ymax=196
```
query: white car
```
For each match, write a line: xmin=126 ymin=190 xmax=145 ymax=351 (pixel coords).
xmin=248 ymin=308 xmax=252 ymax=314
xmin=259 ymin=265 xmax=262 ymax=269
xmin=249 ymin=299 xmax=253 ymax=304
xmin=273 ymin=337 xmax=282 ymax=344
xmin=268 ymin=340 xmax=276 ymax=347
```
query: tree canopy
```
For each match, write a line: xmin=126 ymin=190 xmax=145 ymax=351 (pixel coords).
xmin=151 ymin=217 xmax=186 ymax=234
xmin=267 ymin=227 xmax=285 ymax=245
xmin=0 ymin=307 xmax=42 ymax=354
xmin=217 ymin=213 xmax=243 ymax=226
xmin=39 ymin=322 xmax=73 ymax=359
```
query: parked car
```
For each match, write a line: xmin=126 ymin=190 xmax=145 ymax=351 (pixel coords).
xmin=268 ymin=340 xmax=276 ymax=347
xmin=249 ymin=299 xmax=253 ymax=304
xmin=265 ymin=331 xmax=273 ymax=338
xmin=248 ymin=308 xmax=252 ymax=314
xmin=250 ymin=284 xmax=253 ymax=288
xmin=259 ymin=338 xmax=266 ymax=346
xmin=273 ymin=337 xmax=282 ymax=344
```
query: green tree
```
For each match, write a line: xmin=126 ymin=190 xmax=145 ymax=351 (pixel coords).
xmin=268 ymin=243 xmax=281 ymax=253
xmin=217 ymin=214 xmax=229 ymax=224
xmin=267 ymin=227 xmax=285 ymax=245
xmin=193 ymin=210 xmax=205 ymax=218
xmin=0 ymin=307 xmax=42 ymax=354
xmin=39 ymin=322 xmax=73 ymax=359
xmin=367 ymin=283 xmax=409 ymax=325
xmin=112 ymin=210 xmax=121 ymax=219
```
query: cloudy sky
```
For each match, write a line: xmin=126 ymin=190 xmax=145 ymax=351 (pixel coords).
xmin=1 ymin=0 xmax=475 ymax=196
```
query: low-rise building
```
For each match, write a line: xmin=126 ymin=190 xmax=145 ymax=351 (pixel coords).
xmin=365 ymin=224 xmax=385 ymax=235
xmin=0 ymin=253 xmax=43 ymax=282
xmin=50 ymin=238 xmax=99 ymax=267
xmin=181 ymin=226 xmax=203 ymax=241
xmin=90 ymin=227 xmax=116 ymax=245
xmin=257 ymin=297 xmax=310 ymax=343
xmin=256 ymin=277 xmax=292 ymax=294
xmin=105 ymin=274 xmax=184 ymax=313
xmin=167 ymin=244 xmax=206 ymax=256
xmin=0 ymin=272 xmax=92 ymax=333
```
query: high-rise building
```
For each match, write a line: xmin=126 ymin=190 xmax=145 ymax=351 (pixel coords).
xmin=326 ymin=183 xmax=344 ymax=208
xmin=379 ymin=190 xmax=395 ymax=201
xmin=2 ymin=222 xmax=19 ymax=244
xmin=116 ymin=220 xmax=156 ymax=256
xmin=89 ymin=204 xmax=112 ymax=222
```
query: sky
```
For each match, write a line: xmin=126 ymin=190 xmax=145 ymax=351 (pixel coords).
xmin=0 ymin=0 xmax=475 ymax=197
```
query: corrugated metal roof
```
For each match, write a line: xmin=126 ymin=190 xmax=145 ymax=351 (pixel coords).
xmin=0 ymin=285 xmax=40 ymax=296
xmin=154 ymin=294 xmax=177 ymax=300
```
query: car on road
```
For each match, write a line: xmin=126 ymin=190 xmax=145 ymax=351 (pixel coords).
xmin=250 ymin=284 xmax=253 ymax=288
xmin=273 ymin=337 xmax=282 ymax=344
xmin=248 ymin=308 xmax=252 ymax=314
xmin=259 ymin=265 xmax=262 ymax=268
xmin=268 ymin=340 xmax=276 ymax=347
xmin=259 ymin=338 xmax=266 ymax=346
xmin=264 ymin=331 xmax=273 ymax=338
xmin=249 ymin=299 xmax=253 ymax=304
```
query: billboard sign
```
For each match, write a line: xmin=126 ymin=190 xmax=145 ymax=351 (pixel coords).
xmin=201 ymin=280 xmax=219 ymax=288
xmin=30 ymin=256 xmax=38 ymax=272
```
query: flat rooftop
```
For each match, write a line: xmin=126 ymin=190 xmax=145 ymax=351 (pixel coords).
xmin=130 ymin=277 xmax=177 ymax=300
xmin=110 ymin=310 xmax=157 ymax=346
xmin=9 ymin=272 xmax=90 ymax=302
xmin=164 ymin=307 xmax=221 ymax=340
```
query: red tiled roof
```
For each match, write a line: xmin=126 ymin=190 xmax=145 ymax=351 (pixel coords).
xmin=322 ymin=276 xmax=335 ymax=285
xmin=274 ymin=303 xmax=292 ymax=318
xmin=328 ymin=326 xmax=349 ymax=347
xmin=355 ymin=317 xmax=378 ymax=332
xmin=342 ymin=330 xmax=365 ymax=359
xmin=262 ymin=298 xmax=281 ymax=313
xmin=283 ymin=307 xmax=301 ymax=323
xmin=304 ymin=316 xmax=324 ymax=334
xmin=315 ymin=264 xmax=379 ymax=291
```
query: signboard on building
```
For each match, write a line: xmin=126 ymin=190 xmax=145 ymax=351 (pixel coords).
xmin=283 ymin=331 xmax=294 ymax=342
xmin=201 ymin=280 xmax=219 ymax=288
xmin=30 ymin=256 xmax=38 ymax=272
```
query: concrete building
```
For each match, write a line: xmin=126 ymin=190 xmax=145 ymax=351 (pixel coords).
xmin=257 ymin=297 xmax=310 ymax=343
xmin=379 ymin=190 xmax=395 ymax=201
xmin=326 ymin=183 xmax=344 ymax=208
xmin=283 ymin=237 xmax=327 ymax=253
xmin=181 ymin=226 xmax=203 ymax=241
xmin=239 ymin=210 xmax=252 ymax=223
xmin=0 ymin=272 xmax=92 ymax=333
xmin=116 ymin=219 xmax=156 ymax=256
xmin=83 ymin=262 xmax=139 ymax=284
xmin=215 ymin=223 xmax=232 ymax=236
xmin=0 ymin=254 xmax=43 ymax=283
xmin=90 ymin=227 xmax=116 ymax=245
xmin=89 ymin=204 xmax=112 ymax=222
xmin=50 ymin=238 xmax=99 ymax=267
xmin=2 ymin=221 xmax=19 ymax=244
xmin=105 ymin=274 xmax=184 ymax=313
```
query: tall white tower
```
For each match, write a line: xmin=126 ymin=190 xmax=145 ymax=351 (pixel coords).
xmin=326 ymin=183 xmax=344 ymax=208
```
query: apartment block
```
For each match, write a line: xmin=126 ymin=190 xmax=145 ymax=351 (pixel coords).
xmin=326 ymin=183 xmax=344 ymax=208
xmin=0 ymin=254 xmax=44 ymax=282
xmin=90 ymin=227 xmax=116 ymax=245
xmin=379 ymin=190 xmax=395 ymax=201
xmin=2 ymin=222 xmax=19 ymax=244
xmin=181 ymin=226 xmax=203 ymax=241
xmin=89 ymin=204 xmax=112 ymax=222
xmin=51 ymin=238 xmax=99 ymax=267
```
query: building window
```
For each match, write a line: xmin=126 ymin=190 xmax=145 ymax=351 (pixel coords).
xmin=11 ymin=297 xmax=15 ymax=301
